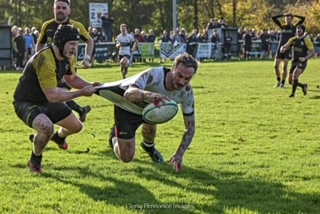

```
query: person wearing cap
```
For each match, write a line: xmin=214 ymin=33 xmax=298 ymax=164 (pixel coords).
xmin=280 ymin=24 xmax=315 ymax=98
xmin=13 ymin=25 xmax=100 ymax=174
xmin=36 ymin=0 xmax=94 ymax=122
xmin=271 ymin=13 xmax=305 ymax=88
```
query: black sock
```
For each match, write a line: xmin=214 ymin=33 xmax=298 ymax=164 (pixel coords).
xmin=31 ymin=151 xmax=42 ymax=164
xmin=292 ymin=80 xmax=298 ymax=95
xmin=281 ymin=80 xmax=285 ymax=84
xmin=142 ymin=141 xmax=155 ymax=152
xmin=277 ymin=77 xmax=281 ymax=82
xmin=51 ymin=132 xmax=66 ymax=144
xmin=66 ymin=100 xmax=82 ymax=114
xmin=297 ymin=82 xmax=304 ymax=88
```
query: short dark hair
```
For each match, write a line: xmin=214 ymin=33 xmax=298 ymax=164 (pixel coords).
xmin=284 ymin=13 xmax=293 ymax=18
xmin=54 ymin=0 xmax=70 ymax=5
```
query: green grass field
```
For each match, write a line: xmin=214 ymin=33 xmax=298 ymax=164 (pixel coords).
xmin=1 ymin=59 xmax=320 ymax=214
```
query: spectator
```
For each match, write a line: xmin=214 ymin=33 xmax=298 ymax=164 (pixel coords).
xmin=134 ymin=28 xmax=146 ymax=43
xmin=219 ymin=18 xmax=229 ymax=28
xmin=99 ymin=12 xmax=114 ymax=42
xmin=159 ymin=30 xmax=171 ymax=43
xmin=200 ymin=29 xmax=209 ymax=43
xmin=259 ymin=29 xmax=270 ymax=59
xmin=187 ymin=29 xmax=198 ymax=57
xmin=171 ymin=28 xmax=184 ymax=46
xmin=315 ymin=33 xmax=320 ymax=56
xmin=133 ymin=28 xmax=146 ymax=62
xmin=223 ymin=33 xmax=233 ymax=60
xmin=210 ymin=29 xmax=220 ymax=59
xmin=13 ymin=28 xmax=26 ymax=70
xmin=146 ymin=29 xmax=156 ymax=62
xmin=140 ymin=31 xmax=147 ymax=41
xmin=242 ymin=28 xmax=252 ymax=60
xmin=179 ymin=28 xmax=188 ymax=43
xmin=11 ymin=25 xmax=18 ymax=70
xmin=24 ymin=27 xmax=35 ymax=62
xmin=206 ymin=18 xmax=221 ymax=31
xmin=31 ymin=27 xmax=38 ymax=44
xmin=88 ymin=26 xmax=103 ymax=66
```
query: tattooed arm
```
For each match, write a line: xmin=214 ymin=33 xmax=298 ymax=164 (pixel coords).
xmin=169 ymin=114 xmax=196 ymax=172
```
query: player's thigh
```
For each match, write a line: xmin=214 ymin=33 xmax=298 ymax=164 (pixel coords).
xmin=13 ymin=101 xmax=51 ymax=128
xmin=119 ymin=55 xmax=129 ymax=66
xmin=274 ymin=57 xmax=282 ymax=67
xmin=55 ymin=112 xmax=83 ymax=133
xmin=293 ymin=62 xmax=307 ymax=78
xmin=282 ymin=58 xmax=290 ymax=67
xmin=114 ymin=105 xmax=143 ymax=140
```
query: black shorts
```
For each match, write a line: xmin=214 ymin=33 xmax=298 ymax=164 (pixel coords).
xmin=113 ymin=105 xmax=152 ymax=139
xmin=243 ymin=45 xmax=251 ymax=52
xmin=13 ymin=101 xmax=72 ymax=128
xmin=275 ymin=48 xmax=292 ymax=60
xmin=119 ymin=55 xmax=130 ymax=61
xmin=289 ymin=59 xmax=307 ymax=73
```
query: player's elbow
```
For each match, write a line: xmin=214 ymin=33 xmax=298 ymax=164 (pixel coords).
xmin=123 ymin=90 xmax=135 ymax=101
xmin=44 ymin=91 xmax=63 ymax=103
xmin=46 ymin=95 xmax=61 ymax=103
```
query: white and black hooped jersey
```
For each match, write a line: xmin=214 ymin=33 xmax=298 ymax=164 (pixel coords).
xmin=116 ymin=33 xmax=136 ymax=56
xmin=96 ymin=67 xmax=195 ymax=116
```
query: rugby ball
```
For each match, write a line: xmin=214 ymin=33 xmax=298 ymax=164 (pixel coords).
xmin=142 ymin=100 xmax=179 ymax=124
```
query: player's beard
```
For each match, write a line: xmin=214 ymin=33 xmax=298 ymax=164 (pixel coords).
xmin=171 ymin=76 xmax=183 ymax=90
xmin=297 ymin=31 xmax=303 ymax=37
xmin=55 ymin=13 xmax=67 ymax=22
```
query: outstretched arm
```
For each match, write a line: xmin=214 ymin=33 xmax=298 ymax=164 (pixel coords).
xmin=271 ymin=15 xmax=283 ymax=28
xmin=280 ymin=37 xmax=294 ymax=53
xmin=294 ymin=15 xmax=305 ymax=26
xmin=169 ymin=114 xmax=195 ymax=172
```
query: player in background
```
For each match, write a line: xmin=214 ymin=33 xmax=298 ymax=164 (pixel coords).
xmin=96 ymin=53 xmax=198 ymax=172
xmin=272 ymin=13 xmax=305 ymax=88
xmin=115 ymin=24 xmax=137 ymax=79
xmin=36 ymin=0 xmax=93 ymax=122
xmin=280 ymin=25 xmax=315 ymax=98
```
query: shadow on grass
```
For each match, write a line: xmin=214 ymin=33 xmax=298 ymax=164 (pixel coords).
xmin=35 ymin=156 xmax=320 ymax=214
xmin=309 ymin=95 xmax=320 ymax=100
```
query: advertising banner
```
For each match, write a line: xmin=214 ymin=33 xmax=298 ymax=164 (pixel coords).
xmin=89 ymin=3 xmax=108 ymax=28
xmin=160 ymin=43 xmax=187 ymax=59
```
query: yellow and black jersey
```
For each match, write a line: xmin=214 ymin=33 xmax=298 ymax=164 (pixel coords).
xmin=38 ymin=18 xmax=91 ymax=46
xmin=287 ymin=36 xmax=314 ymax=59
xmin=13 ymin=47 xmax=76 ymax=104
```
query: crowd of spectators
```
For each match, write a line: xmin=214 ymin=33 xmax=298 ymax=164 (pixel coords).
xmin=10 ymin=25 xmax=39 ymax=70
xmin=7 ymin=16 xmax=320 ymax=70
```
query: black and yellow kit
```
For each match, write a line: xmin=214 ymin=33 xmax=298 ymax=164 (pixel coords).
xmin=287 ymin=36 xmax=314 ymax=60
xmin=13 ymin=47 xmax=75 ymax=104
xmin=38 ymin=19 xmax=91 ymax=46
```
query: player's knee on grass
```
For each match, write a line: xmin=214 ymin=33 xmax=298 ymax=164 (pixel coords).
xmin=117 ymin=138 xmax=135 ymax=163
